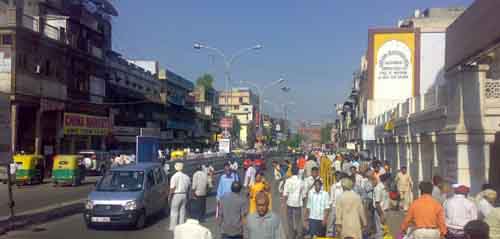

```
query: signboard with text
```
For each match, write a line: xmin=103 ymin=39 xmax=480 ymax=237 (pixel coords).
xmin=63 ymin=113 xmax=110 ymax=136
xmin=219 ymin=139 xmax=231 ymax=153
xmin=219 ymin=117 xmax=233 ymax=129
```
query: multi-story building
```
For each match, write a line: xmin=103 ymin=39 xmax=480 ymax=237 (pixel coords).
xmin=0 ymin=0 xmax=116 ymax=155
xmin=192 ymin=85 xmax=222 ymax=148
xmin=218 ymin=88 xmax=259 ymax=148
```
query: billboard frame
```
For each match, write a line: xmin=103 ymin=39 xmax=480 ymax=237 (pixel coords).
xmin=367 ymin=28 xmax=421 ymax=99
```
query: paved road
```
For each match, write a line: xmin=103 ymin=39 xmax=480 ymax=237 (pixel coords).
xmin=0 ymin=177 xmax=99 ymax=218
xmin=1 ymin=156 xmax=405 ymax=239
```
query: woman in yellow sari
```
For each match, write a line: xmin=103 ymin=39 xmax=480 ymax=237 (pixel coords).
xmin=248 ymin=172 xmax=272 ymax=214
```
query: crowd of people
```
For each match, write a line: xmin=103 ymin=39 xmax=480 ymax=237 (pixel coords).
xmin=168 ymin=150 xmax=499 ymax=239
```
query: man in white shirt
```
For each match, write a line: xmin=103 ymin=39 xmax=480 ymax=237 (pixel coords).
xmin=444 ymin=185 xmax=478 ymax=238
xmin=476 ymin=189 xmax=497 ymax=219
xmin=371 ymin=174 xmax=387 ymax=239
xmin=327 ymin=173 xmax=344 ymax=237
xmin=304 ymin=157 xmax=319 ymax=178
xmin=244 ymin=161 xmax=256 ymax=188
xmin=304 ymin=179 xmax=330 ymax=237
xmin=169 ymin=162 xmax=191 ymax=231
xmin=174 ymin=218 xmax=212 ymax=239
xmin=283 ymin=167 xmax=305 ymax=239
xmin=304 ymin=167 xmax=322 ymax=197
xmin=191 ymin=165 xmax=210 ymax=222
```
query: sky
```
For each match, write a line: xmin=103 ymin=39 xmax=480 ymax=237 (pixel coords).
xmin=110 ymin=0 xmax=473 ymax=123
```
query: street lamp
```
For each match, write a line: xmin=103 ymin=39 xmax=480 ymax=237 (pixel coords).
xmin=240 ymin=78 xmax=286 ymax=138
xmin=194 ymin=43 xmax=262 ymax=142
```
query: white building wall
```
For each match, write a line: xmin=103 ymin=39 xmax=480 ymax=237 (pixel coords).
xmin=420 ymin=32 xmax=446 ymax=95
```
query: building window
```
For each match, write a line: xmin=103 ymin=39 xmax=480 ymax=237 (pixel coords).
xmin=239 ymin=97 xmax=243 ymax=104
xmin=2 ymin=34 xmax=12 ymax=45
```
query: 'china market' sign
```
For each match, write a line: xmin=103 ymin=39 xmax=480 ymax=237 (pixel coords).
xmin=63 ymin=113 xmax=110 ymax=136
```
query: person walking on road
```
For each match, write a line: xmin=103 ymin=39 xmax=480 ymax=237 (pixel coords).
xmin=191 ymin=165 xmax=210 ymax=222
xmin=173 ymin=206 xmax=212 ymax=239
xmin=217 ymin=163 xmax=240 ymax=218
xmin=304 ymin=156 xmax=319 ymax=179
xmin=248 ymin=172 xmax=272 ymax=214
xmin=304 ymin=167 xmax=322 ymax=196
xmin=247 ymin=191 xmax=281 ymax=239
xmin=283 ymin=167 xmax=305 ymax=239
xmin=371 ymin=173 xmax=387 ymax=239
xmin=336 ymin=177 xmax=367 ymax=239
xmin=169 ymin=162 xmax=191 ymax=231
xmin=444 ymin=185 xmax=478 ymax=238
xmin=401 ymin=181 xmax=447 ymax=239
xmin=219 ymin=181 xmax=248 ymax=239
xmin=304 ymin=179 xmax=330 ymax=238
xmin=244 ymin=161 xmax=257 ymax=188
xmin=395 ymin=166 xmax=413 ymax=211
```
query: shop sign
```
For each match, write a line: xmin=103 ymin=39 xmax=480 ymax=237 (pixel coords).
xmin=63 ymin=113 xmax=110 ymax=136
xmin=112 ymin=126 xmax=140 ymax=136
xmin=219 ymin=117 xmax=233 ymax=129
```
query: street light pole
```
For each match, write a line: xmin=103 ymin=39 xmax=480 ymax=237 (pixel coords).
xmin=194 ymin=43 xmax=262 ymax=142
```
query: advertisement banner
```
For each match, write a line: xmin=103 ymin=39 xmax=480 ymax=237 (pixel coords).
xmin=219 ymin=139 xmax=231 ymax=153
xmin=369 ymin=30 xmax=417 ymax=101
xmin=63 ymin=113 xmax=110 ymax=136
xmin=219 ymin=117 xmax=233 ymax=129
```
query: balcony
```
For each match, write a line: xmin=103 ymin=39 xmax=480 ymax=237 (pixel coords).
xmin=22 ymin=14 xmax=65 ymax=42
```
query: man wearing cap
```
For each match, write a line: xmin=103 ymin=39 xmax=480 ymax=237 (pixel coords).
xmin=336 ymin=178 xmax=367 ymax=239
xmin=444 ymin=185 xmax=478 ymax=238
xmin=169 ymin=162 xmax=191 ymax=231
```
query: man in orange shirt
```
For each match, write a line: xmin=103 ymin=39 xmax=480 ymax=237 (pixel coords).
xmin=401 ymin=181 xmax=447 ymax=239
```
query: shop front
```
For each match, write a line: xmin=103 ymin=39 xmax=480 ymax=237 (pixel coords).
xmin=60 ymin=113 xmax=111 ymax=154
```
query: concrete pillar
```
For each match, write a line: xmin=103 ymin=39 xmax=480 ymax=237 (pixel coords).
xmin=382 ymin=138 xmax=387 ymax=161
xmin=10 ymin=104 xmax=17 ymax=154
xmin=34 ymin=108 xmax=42 ymax=155
xmin=415 ymin=134 xmax=423 ymax=182
xmin=431 ymin=132 xmax=439 ymax=178
xmin=394 ymin=136 xmax=400 ymax=171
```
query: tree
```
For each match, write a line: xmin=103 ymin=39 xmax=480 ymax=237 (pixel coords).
xmin=196 ymin=73 xmax=214 ymax=89
xmin=320 ymin=123 xmax=334 ymax=144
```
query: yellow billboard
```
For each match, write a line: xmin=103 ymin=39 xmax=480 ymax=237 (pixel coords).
xmin=63 ymin=113 xmax=110 ymax=136
xmin=370 ymin=30 xmax=417 ymax=100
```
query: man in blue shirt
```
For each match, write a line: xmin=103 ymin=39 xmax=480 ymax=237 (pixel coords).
xmin=217 ymin=163 xmax=240 ymax=218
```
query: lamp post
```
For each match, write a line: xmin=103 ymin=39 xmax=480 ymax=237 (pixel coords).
xmin=240 ymin=78 xmax=286 ymax=138
xmin=193 ymin=43 xmax=262 ymax=112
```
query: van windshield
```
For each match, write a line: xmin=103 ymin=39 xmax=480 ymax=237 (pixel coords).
xmin=97 ymin=171 xmax=144 ymax=192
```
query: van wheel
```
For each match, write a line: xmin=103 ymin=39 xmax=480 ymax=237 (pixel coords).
xmin=134 ymin=211 xmax=146 ymax=230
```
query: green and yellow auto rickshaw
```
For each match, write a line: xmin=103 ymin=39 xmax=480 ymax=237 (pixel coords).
xmin=52 ymin=155 xmax=85 ymax=186
xmin=13 ymin=154 xmax=44 ymax=185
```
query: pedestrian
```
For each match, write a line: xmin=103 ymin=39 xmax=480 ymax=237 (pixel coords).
xmin=191 ymin=164 xmax=210 ymax=222
xmin=248 ymin=172 xmax=272 ymax=214
xmin=304 ymin=156 xmax=319 ymax=178
xmin=230 ymin=157 xmax=239 ymax=172
xmin=351 ymin=166 xmax=363 ymax=192
xmin=244 ymin=161 xmax=257 ymax=188
xmin=219 ymin=181 xmax=248 ymax=239
xmin=297 ymin=155 xmax=306 ymax=179
xmin=283 ymin=166 xmax=305 ymax=239
xmin=395 ymin=166 xmax=413 ymax=211
xmin=371 ymin=173 xmax=387 ymax=239
xmin=485 ymin=208 xmax=500 ymax=239
xmin=304 ymin=179 xmax=330 ymax=238
xmin=247 ymin=191 xmax=281 ymax=239
xmin=476 ymin=184 xmax=497 ymax=219
xmin=217 ymin=163 xmax=240 ymax=214
xmin=464 ymin=220 xmax=489 ymax=239
xmin=173 ymin=207 xmax=212 ymax=239
xmin=169 ymin=162 xmax=191 ymax=231
xmin=342 ymin=157 xmax=353 ymax=176
xmin=304 ymin=167 xmax=322 ymax=196
xmin=334 ymin=154 xmax=343 ymax=174
xmin=401 ymin=181 xmax=447 ymax=239
xmin=336 ymin=177 xmax=367 ymax=239
xmin=444 ymin=185 xmax=478 ymax=238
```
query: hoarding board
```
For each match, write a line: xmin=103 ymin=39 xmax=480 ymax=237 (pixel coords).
xmin=63 ymin=113 xmax=110 ymax=136
xmin=136 ymin=136 xmax=160 ymax=163
xmin=219 ymin=117 xmax=233 ymax=129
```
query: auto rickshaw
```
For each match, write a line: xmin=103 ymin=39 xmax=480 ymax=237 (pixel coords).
xmin=52 ymin=155 xmax=85 ymax=186
xmin=170 ymin=150 xmax=185 ymax=160
xmin=13 ymin=154 xmax=44 ymax=185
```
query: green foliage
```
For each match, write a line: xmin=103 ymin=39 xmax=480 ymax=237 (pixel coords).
xmin=320 ymin=123 xmax=334 ymax=144
xmin=282 ymin=133 xmax=302 ymax=148
xmin=196 ymin=73 xmax=214 ymax=89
